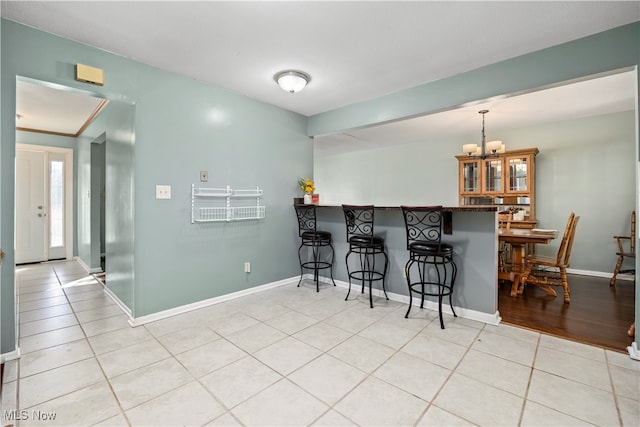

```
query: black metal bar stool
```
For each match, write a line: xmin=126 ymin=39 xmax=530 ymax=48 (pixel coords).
xmin=401 ymin=206 xmax=457 ymax=329
xmin=294 ymin=204 xmax=336 ymax=292
xmin=342 ymin=205 xmax=389 ymax=308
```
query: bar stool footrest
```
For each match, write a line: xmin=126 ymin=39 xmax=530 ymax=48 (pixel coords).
xmin=301 ymin=261 xmax=333 ymax=271
xmin=408 ymin=281 xmax=454 ymax=297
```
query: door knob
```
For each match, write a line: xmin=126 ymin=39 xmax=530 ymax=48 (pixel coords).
xmin=37 ymin=205 xmax=43 ymax=209
xmin=38 ymin=213 xmax=47 ymax=217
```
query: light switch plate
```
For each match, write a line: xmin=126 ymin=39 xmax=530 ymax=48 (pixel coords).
xmin=156 ymin=185 xmax=171 ymax=199
xmin=200 ymin=170 xmax=208 ymax=182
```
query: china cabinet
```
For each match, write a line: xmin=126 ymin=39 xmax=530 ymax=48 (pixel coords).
xmin=456 ymin=147 xmax=539 ymax=228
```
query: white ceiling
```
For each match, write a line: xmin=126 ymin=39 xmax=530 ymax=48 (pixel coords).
xmin=3 ymin=1 xmax=638 ymax=142
xmin=16 ymin=79 xmax=106 ymax=136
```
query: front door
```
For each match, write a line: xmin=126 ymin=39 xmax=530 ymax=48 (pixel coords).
xmin=15 ymin=149 xmax=47 ymax=263
xmin=16 ymin=148 xmax=69 ymax=264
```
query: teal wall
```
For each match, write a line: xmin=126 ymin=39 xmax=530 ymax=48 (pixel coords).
xmin=0 ymin=17 xmax=5 ymax=357
xmin=308 ymin=22 xmax=640 ymax=137
xmin=1 ymin=20 xmax=312 ymax=354
xmin=76 ymin=133 xmax=92 ymax=269
xmin=504 ymin=112 xmax=636 ymax=273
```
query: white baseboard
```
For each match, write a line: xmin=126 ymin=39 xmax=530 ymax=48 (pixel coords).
xmin=567 ymin=268 xmax=634 ymax=281
xmin=128 ymin=276 xmax=298 ymax=327
xmin=76 ymin=259 xmax=132 ymax=320
xmin=0 ymin=348 xmax=21 ymax=363
xmin=628 ymin=342 xmax=640 ymax=361
xmin=102 ymin=285 xmax=133 ymax=319
xmin=307 ymin=274 xmax=502 ymax=326
xmin=74 ymin=256 xmax=102 ymax=274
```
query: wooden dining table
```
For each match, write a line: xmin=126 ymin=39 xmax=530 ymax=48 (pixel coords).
xmin=498 ymin=228 xmax=558 ymax=297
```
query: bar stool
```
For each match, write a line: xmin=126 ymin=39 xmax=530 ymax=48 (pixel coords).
xmin=401 ymin=206 xmax=457 ymax=329
xmin=342 ymin=205 xmax=389 ymax=308
xmin=294 ymin=204 xmax=336 ymax=292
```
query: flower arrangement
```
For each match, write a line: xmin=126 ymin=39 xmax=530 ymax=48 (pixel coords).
xmin=298 ymin=177 xmax=315 ymax=194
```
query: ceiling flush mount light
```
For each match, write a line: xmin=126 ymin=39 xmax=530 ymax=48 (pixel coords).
xmin=462 ymin=109 xmax=505 ymax=159
xmin=274 ymin=70 xmax=311 ymax=93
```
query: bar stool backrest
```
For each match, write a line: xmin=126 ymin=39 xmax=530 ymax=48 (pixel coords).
xmin=401 ymin=206 xmax=444 ymax=250
xmin=294 ymin=205 xmax=317 ymax=237
xmin=342 ymin=205 xmax=376 ymax=242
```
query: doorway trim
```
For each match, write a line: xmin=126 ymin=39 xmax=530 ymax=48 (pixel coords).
xmin=16 ymin=143 xmax=74 ymax=261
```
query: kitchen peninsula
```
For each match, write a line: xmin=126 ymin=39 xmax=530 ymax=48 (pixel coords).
xmin=310 ymin=205 xmax=500 ymax=324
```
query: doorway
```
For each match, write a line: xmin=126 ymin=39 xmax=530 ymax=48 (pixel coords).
xmin=15 ymin=144 xmax=73 ymax=264
xmin=14 ymin=76 xmax=136 ymax=313
xmin=91 ymin=135 xmax=106 ymax=276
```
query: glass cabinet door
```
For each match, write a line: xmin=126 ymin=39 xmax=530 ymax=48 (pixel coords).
xmin=507 ymin=156 xmax=529 ymax=192
xmin=483 ymin=159 xmax=502 ymax=193
xmin=462 ymin=161 xmax=480 ymax=193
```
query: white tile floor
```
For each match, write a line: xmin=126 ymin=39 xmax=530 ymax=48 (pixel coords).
xmin=2 ymin=260 xmax=639 ymax=426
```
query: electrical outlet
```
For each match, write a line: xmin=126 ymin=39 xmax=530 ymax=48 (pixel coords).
xmin=200 ymin=170 xmax=208 ymax=182
xmin=156 ymin=185 xmax=171 ymax=199
xmin=244 ymin=262 xmax=251 ymax=273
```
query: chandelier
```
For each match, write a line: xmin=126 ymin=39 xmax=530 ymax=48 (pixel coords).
xmin=462 ymin=110 xmax=505 ymax=158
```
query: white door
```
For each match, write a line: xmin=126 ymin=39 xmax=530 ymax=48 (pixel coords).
xmin=16 ymin=149 xmax=47 ymax=264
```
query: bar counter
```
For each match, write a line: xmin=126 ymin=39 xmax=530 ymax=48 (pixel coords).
xmin=305 ymin=204 xmax=500 ymax=325
xmin=303 ymin=204 xmax=497 ymax=212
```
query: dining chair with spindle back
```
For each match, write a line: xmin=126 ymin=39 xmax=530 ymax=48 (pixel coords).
xmin=610 ymin=211 xmax=635 ymax=286
xmin=519 ymin=213 xmax=579 ymax=302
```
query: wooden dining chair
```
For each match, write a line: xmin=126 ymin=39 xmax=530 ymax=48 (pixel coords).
xmin=498 ymin=212 xmax=513 ymax=274
xmin=610 ymin=211 xmax=635 ymax=286
xmin=519 ymin=212 xmax=579 ymax=302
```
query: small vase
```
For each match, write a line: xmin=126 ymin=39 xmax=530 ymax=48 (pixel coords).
xmin=304 ymin=193 xmax=313 ymax=204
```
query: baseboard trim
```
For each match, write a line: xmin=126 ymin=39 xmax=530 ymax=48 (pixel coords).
xmin=0 ymin=348 xmax=21 ymax=364
xmin=102 ymin=285 xmax=133 ymax=319
xmin=567 ymin=268 xmax=634 ymax=281
xmin=74 ymin=256 xmax=102 ymax=274
xmin=76 ymin=258 xmax=133 ymax=320
xmin=307 ymin=274 xmax=502 ymax=326
xmin=628 ymin=342 xmax=640 ymax=361
xmin=128 ymin=276 xmax=298 ymax=327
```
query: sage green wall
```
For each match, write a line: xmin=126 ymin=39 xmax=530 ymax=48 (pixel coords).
xmin=316 ymin=111 xmax=635 ymax=273
xmin=308 ymin=22 xmax=639 ymax=137
xmin=0 ymin=16 xmax=6 ymax=356
xmin=76 ymin=135 xmax=92 ymax=269
xmin=1 ymin=19 xmax=312 ymax=354
xmin=504 ymin=112 xmax=635 ymax=273
xmin=98 ymin=102 xmax=135 ymax=309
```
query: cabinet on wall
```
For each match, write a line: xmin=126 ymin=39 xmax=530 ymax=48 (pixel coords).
xmin=456 ymin=147 xmax=539 ymax=228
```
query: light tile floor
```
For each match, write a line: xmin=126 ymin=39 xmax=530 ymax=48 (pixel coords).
xmin=2 ymin=260 xmax=639 ymax=426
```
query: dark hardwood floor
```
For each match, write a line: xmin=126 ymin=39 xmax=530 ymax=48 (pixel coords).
xmin=498 ymin=274 xmax=635 ymax=353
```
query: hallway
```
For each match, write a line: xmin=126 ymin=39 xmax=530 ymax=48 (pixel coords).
xmin=2 ymin=260 xmax=639 ymax=426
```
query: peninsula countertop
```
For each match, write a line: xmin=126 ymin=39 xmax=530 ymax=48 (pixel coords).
xmin=295 ymin=204 xmax=497 ymax=212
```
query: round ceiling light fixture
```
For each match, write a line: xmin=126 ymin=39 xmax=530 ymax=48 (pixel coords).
xmin=274 ymin=70 xmax=311 ymax=93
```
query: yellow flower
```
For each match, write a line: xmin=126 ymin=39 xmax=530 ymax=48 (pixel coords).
xmin=298 ymin=177 xmax=315 ymax=194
